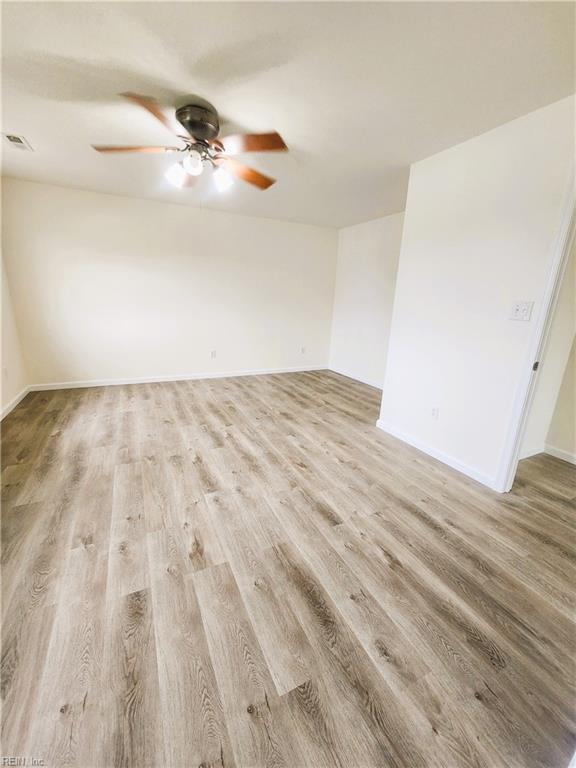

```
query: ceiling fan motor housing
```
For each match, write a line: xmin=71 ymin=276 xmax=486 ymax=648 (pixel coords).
xmin=176 ymin=103 xmax=219 ymax=141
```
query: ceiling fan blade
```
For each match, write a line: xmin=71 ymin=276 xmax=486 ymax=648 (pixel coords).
xmin=120 ymin=92 xmax=174 ymax=133
xmin=219 ymin=132 xmax=287 ymax=154
xmin=216 ymin=157 xmax=276 ymax=190
xmin=92 ymin=145 xmax=179 ymax=154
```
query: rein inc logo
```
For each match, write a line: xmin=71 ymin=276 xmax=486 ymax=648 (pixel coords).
xmin=1 ymin=759 xmax=44 ymax=766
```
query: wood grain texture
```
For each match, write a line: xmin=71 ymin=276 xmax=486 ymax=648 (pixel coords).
xmin=193 ymin=562 xmax=298 ymax=768
xmin=147 ymin=528 xmax=235 ymax=768
xmin=1 ymin=370 xmax=575 ymax=767
xmin=95 ymin=588 xmax=163 ymax=768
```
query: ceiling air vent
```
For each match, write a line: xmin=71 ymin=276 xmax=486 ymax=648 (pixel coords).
xmin=2 ymin=133 xmax=33 ymax=151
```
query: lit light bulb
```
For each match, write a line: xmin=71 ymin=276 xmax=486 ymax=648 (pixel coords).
xmin=183 ymin=150 xmax=203 ymax=177
xmin=165 ymin=162 xmax=188 ymax=188
xmin=214 ymin=166 xmax=234 ymax=193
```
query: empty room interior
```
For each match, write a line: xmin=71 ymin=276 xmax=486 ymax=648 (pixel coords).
xmin=1 ymin=2 xmax=575 ymax=767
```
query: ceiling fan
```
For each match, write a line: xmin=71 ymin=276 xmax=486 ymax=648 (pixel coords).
xmin=92 ymin=93 xmax=287 ymax=191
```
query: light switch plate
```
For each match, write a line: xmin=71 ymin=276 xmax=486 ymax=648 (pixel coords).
xmin=510 ymin=301 xmax=534 ymax=322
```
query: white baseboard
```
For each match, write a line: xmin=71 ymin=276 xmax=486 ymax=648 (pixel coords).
xmin=545 ymin=444 xmax=576 ymax=465
xmin=1 ymin=385 xmax=31 ymax=420
xmin=328 ymin=367 xmax=383 ymax=390
xmin=23 ymin=365 xmax=327 ymax=393
xmin=517 ymin=443 xmax=576 ymax=465
xmin=376 ymin=418 xmax=500 ymax=491
xmin=518 ymin=445 xmax=546 ymax=460
xmin=2 ymin=366 xmax=327 ymax=419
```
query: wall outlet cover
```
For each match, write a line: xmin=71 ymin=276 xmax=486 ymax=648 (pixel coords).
xmin=510 ymin=301 xmax=534 ymax=321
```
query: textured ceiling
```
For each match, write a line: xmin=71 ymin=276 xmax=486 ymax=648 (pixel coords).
xmin=2 ymin=2 xmax=574 ymax=227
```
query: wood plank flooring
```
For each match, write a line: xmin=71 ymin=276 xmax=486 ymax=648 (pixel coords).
xmin=1 ymin=370 xmax=575 ymax=768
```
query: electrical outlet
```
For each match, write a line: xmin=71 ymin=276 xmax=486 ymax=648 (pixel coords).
xmin=431 ymin=407 xmax=440 ymax=420
xmin=510 ymin=301 xmax=534 ymax=322
xmin=300 ymin=346 xmax=306 ymax=355
xmin=210 ymin=350 xmax=217 ymax=359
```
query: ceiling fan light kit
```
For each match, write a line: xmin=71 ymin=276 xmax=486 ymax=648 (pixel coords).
xmin=164 ymin=162 xmax=189 ymax=188
xmin=182 ymin=149 xmax=203 ymax=176
xmin=213 ymin=166 xmax=234 ymax=193
xmin=92 ymin=94 xmax=287 ymax=193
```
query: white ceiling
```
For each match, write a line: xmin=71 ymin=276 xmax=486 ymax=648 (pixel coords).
xmin=2 ymin=2 xmax=574 ymax=228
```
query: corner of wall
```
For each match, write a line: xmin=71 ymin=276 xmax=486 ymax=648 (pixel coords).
xmin=327 ymin=227 xmax=344 ymax=372
xmin=1 ymin=258 xmax=31 ymax=419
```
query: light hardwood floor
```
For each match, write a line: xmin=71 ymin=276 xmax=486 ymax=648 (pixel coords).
xmin=1 ymin=370 xmax=574 ymax=768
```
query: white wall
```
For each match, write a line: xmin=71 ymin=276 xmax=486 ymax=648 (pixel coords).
xmin=1 ymin=258 xmax=30 ymax=415
xmin=520 ymin=237 xmax=575 ymax=458
xmin=2 ymin=178 xmax=337 ymax=386
xmin=329 ymin=213 xmax=404 ymax=388
xmin=546 ymin=338 xmax=576 ymax=463
xmin=378 ymin=96 xmax=574 ymax=490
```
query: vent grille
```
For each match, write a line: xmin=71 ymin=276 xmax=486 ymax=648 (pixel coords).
xmin=2 ymin=133 xmax=33 ymax=151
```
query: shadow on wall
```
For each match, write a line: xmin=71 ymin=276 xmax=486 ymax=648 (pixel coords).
xmin=545 ymin=337 xmax=576 ymax=462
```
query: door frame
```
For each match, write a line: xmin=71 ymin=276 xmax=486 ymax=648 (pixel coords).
xmin=495 ymin=177 xmax=576 ymax=493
